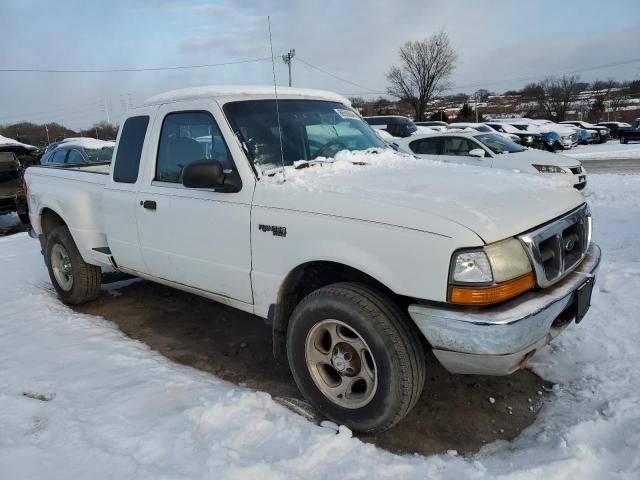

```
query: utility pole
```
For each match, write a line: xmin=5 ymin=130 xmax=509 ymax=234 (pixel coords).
xmin=44 ymin=123 xmax=50 ymax=144
xmin=475 ymin=93 xmax=479 ymax=123
xmin=281 ymin=49 xmax=296 ymax=87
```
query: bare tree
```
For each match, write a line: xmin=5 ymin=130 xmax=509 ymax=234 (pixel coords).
xmin=386 ymin=31 xmax=457 ymax=121
xmin=534 ymin=75 xmax=582 ymax=121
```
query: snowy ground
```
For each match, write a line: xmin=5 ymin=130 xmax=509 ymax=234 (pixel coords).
xmin=565 ymin=140 xmax=640 ymax=161
xmin=1 ymin=174 xmax=639 ymax=479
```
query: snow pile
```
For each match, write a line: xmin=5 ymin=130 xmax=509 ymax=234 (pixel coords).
xmin=414 ymin=125 xmax=436 ymax=135
xmin=565 ymin=140 xmax=640 ymax=161
xmin=0 ymin=135 xmax=37 ymax=151
xmin=54 ymin=137 xmax=115 ymax=150
xmin=0 ymin=175 xmax=638 ymax=478
xmin=264 ymin=148 xmax=571 ymax=192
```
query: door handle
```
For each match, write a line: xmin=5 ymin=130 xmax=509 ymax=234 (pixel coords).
xmin=141 ymin=200 xmax=157 ymax=210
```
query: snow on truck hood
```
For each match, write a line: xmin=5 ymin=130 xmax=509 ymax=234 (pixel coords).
xmin=254 ymin=150 xmax=585 ymax=244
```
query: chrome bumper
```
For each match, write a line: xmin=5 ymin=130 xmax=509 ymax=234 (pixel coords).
xmin=408 ymin=243 xmax=601 ymax=375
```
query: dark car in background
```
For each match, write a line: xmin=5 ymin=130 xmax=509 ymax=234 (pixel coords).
xmin=40 ymin=139 xmax=115 ymax=166
xmin=0 ymin=136 xmax=39 ymax=224
xmin=485 ymin=122 xmax=545 ymax=149
xmin=619 ymin=118 xmax=640 ymax=144
xmin=596 ymin=121 xmax=631 ymax=139
xmin=364 ymin=115 xmax=418 ymax=138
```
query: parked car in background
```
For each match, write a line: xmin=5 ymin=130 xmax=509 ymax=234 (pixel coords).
xmin=395 ymin=131 xmax=587 ymax=189
xmin=596 ymin=121 xmax=631 ymax=139
xmin=0 ymin=135 xmax=39 ymax=223
xmin=364 ymin=115 xmax=417 ymax=138
xmin=24 ymin=85 xmax=600 ymax=433
xmin=619 ymin=118 xmax=640 ymax=144
xmin=560 ymin=121 xmax=609 ymax=143
xmin=40 ymin=138 xmax=115 ymax=166
xmin=415 ymin=121 xmax=448 ymax=131
xmin=448 ymin=122 xmax=522 ymax=143
xmin=492 ymin=119 xmax=578 ymax=150
xmin=485 ymin=122 xmax=545 ymax=149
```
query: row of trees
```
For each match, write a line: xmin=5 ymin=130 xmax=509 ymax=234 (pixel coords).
xmin=367 ymin=30 xmax=636 ymax=123
xmin=0 ymin=121 xmax=118 ymax=148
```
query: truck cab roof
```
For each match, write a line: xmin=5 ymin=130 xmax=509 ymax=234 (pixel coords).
xmin=142 ymin=85 xmax=350 ymax=107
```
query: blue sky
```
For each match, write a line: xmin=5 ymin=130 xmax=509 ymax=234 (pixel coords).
xmin=1 ymin=0 xmax=639 ymax=129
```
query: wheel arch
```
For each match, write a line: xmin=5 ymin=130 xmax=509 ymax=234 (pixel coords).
xmin=270 ymin=260 xmax=411 ymax=358
xmin=39 ymin=207 xmax=68 ymax=237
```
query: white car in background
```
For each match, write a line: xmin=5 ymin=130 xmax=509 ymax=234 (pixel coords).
xmin=395 ymin=131 xmax=587 ymax=190
xmin=491 ymin=118 xmax=579 ymax=149
xmin=448 ymin=122 xmax=521 ymax=143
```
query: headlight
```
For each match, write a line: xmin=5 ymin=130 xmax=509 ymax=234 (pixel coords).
xmin=451 ymin=250 xmax=492 ymax=284
xmin=448 ymin=238 xmax=534 ymax=305
xmin=532 ymin=164 xmax=566 ymax=174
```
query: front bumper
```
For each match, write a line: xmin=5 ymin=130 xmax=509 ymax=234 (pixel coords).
xmin=408 ymin=243 xmax=601 ymax=375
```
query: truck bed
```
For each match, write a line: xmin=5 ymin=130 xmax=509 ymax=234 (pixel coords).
xmin=25 ymin=163 xmax=111 ymax=266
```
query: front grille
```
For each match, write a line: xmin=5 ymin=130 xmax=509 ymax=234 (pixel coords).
xmin=518 ymin=204 xmax=590 ymax=287
xmin=569 ymin=166 xmax=582 ymax=174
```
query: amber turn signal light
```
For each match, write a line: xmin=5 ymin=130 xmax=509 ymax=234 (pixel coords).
xmin=448 ymin=272 xmax=535 ymax=305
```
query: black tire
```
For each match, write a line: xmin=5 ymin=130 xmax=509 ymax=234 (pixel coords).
xmin=18 ymin=213 xmax=30 ymax=225
xmin=45 ymin=226 xmax=101 ymax=304
xmin=286 ymin=282 xmax=426 ymax=433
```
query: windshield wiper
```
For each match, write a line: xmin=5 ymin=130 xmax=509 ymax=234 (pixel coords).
xmin=294 ymin=159 xmax=335 ymax=169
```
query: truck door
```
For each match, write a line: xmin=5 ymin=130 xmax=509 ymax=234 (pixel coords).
xmin=135 ymin=102 xmax=253 ymax=305
xmin=103 ymin=114 xmax=153 ymax=273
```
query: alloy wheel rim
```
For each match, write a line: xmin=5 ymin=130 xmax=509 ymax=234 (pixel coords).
xmin=304 ymin=319 xmax=378 ymax=409
xmin=51 ymin=243 xmax=73 ymax=291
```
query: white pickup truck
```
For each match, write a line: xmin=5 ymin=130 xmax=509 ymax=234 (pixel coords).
xmin=25 ymin=86 xmax=601 ymax=433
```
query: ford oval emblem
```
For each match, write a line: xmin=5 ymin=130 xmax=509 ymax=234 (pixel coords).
xmin=564 ymin=239 xmax=576 ymax=252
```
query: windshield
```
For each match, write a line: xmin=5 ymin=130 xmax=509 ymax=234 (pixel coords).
xmin=493 ymin=123 xmax=521 ymax=134
xmin=223 ymin=100 xmax=386 ymax=171
xmin=84 ymin=147 xmax=114 ymax=163
xmin=474 ymin=133 xmax=524 ymax=154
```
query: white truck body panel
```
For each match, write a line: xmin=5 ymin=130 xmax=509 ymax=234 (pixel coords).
xmin=25 ymin=86 xmax=587 ymax=320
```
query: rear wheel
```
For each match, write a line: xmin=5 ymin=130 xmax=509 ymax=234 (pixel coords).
xmin=286 ymin=282 xmax=426 ymax=433
xmin=45 ymin=226 xmax=101 ymax=304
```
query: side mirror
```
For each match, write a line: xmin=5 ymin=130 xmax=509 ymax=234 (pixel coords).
xmin=469 ymin=148 xmax=486 ymax=158
xmin=182 ymin=160 xmax=225 ymax=189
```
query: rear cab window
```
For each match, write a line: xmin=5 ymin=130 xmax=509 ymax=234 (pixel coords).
xmin=113 ymin=115 xmax=149 ymax=184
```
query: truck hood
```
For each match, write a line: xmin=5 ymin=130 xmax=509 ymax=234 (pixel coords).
xmin=254 ymin=150 xmax=585 ymax=244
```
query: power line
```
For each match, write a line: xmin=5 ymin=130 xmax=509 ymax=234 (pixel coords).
xmin=0 ymin=101 xmax=102 ymax=123
xmin=295 ymin=57 xmax=383 ymax=94
xmin=0 ymin=57 xmax=272 ymax=73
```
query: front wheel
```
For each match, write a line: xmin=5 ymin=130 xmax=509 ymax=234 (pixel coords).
xmin=286 ymin=283 xmax=426 ymax=433
xmin=45 ymin=226 xmax=101 ymax=304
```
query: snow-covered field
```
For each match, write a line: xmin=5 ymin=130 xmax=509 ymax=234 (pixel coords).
xmin=1 ymin=174 xmax=639 ymax=479
xmin=565 ymin=140 xmax=640 ymax=161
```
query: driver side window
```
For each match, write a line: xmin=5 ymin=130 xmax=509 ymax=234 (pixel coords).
xmin=156 ymin=111 xmax=232 ymax=183
xmin=442 ymin=137 xmax=476 ymax=156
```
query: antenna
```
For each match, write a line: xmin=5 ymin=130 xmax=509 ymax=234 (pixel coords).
xmin=267 ymin=16 xmax=286 ymax=180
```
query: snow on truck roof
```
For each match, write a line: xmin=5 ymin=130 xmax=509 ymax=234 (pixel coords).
xmin=143 ymin=85 xmax=350 ymax=106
